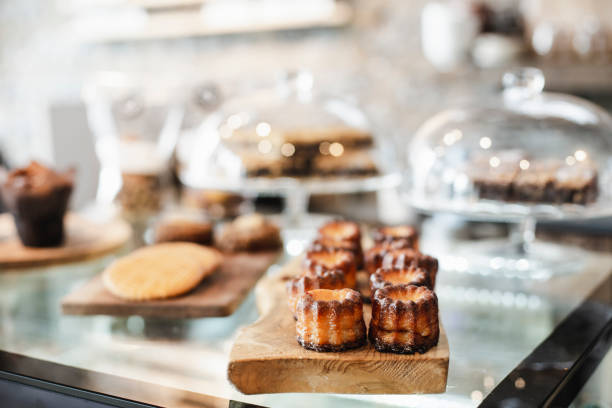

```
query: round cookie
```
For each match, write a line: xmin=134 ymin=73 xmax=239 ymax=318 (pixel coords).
xmin=103 ymin=243 xmax=222 ymax=301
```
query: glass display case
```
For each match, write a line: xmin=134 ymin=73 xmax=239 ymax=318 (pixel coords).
xmin=405 ymin=67 xmax=612 ymax=278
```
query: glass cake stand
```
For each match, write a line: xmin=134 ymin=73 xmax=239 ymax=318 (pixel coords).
xmin=177 ymin=70 xmax=402 ymax=239
xmin=404 ymin=68 xmax=612 ymax=279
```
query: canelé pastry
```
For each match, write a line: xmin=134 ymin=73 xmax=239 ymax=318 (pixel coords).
xmin=295 ymin=288 xmax=367 ymax=352
xmin=304 ymin=249 xmax=357 ymax=289
xmin=286 ymin=269 xmax=346 ymax=315
xmin=364 ymin=240 xmax=413 ymax=276
xmin=369 ymin=267 xmax=432 ymax=293
xmin=317 ymin=220 xmax=363 ymax=266
xmin=216 ymin=214 xmax=282 ymax=252
xmin=103 ymin=243 xmax=222 ymax=301
xmin=154 ymin=219 xmax=213 ymax=246
xmin=317 ymin=220 xmax=361 ymax=244
xmin=381 ymin=248 xmax=439 ymax=288
xmin=0 ymin=161 xmax=74 ymax=247
xmin=369 ymin=285 xmax=439 ymax=354
xmin=309 ymin=235 xmax=363 ymax=268
xmin=372 ymin=225 xmax=419 ymax=249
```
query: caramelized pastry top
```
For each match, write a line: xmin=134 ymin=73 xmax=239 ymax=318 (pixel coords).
xmin=317 ymin=220 xmax=361 ymax=243
xmin=370 ymin=267 xmax=431 ymax=291
xmin=297 ymin=288 xmax=362 ymax=313
xmin=304 ymin=249 xmax=355 ymax=274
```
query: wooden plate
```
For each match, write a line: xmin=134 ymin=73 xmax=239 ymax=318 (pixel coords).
xmin=0 ymin=213 xmax=131 ymax=269
xmin=228 ymin=261 xmax=449 ymax=395
xmin=61 ymin=251 xmax=280 ymax=318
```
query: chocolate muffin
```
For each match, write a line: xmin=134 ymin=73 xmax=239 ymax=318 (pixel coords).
xmin=0 ymin=161 xmax=74 ymax=247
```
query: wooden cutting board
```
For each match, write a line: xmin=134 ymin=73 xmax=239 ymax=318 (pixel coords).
xmin=61 ymin=251 xmax=279 ymax=318
xmin=228 ymin=261 xmax=449 ymax=395
xmin=0 ymin=213 xmax=131 ymax=269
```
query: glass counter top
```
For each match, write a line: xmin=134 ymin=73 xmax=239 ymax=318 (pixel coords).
xmin=0 ymin=214 xmax=610 ymax=407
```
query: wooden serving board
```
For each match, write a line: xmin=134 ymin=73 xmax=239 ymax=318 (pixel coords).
xmin=61 ymin=251 xmax=279 ymax=318
xmin=0 ymin=213 xmax=131 ymax=269
xmin=228 ymin=262 xmax=449 ymax=395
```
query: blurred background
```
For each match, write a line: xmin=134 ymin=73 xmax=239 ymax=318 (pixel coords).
xmin=2 ymin=0 xmax=611 ymax=214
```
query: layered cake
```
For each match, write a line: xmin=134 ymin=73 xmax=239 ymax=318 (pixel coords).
xmin=468 ymin=151 xmax=599 ymax=204
xmin=295 ymin=288 xmax=367 ymax=352
xmin=369 ymin=285 xmax=440 ymax=354
xmin=0 ymin=161 xmax=74 ymax=247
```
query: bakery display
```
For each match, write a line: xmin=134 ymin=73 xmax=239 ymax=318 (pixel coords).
xmin=0 ymin=161 xmax=74 ymax=247
xmin=283 ymin=219 xmax=441 ymax=356
xmin=295 ymin=288 xmax=367 ymax=352
xmin=304 ymin=249 xmax=357 ymax=289
xmin=369 ymin=285 xmax=440 ymax=354
xmin=102 ymin=242 xmax=222 ymax=301
xmin=154 ymin=218 xmax=213 ymax=245
xmin=216 ymin=213 xmax=282 ymax=252
xmin=468 ymin=152 xmax=599 ymax=205
xmin=369 ymin=267 xmax=432 ymax=293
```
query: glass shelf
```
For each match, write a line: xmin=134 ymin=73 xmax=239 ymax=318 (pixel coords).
xmin=0 ymin=215 xmax=610 ymax=407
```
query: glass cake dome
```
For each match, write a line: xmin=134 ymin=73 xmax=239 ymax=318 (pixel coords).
xmin=178 ymin=71 xmax=400 ymax=196
xmin=406 ymin=67 xmax=612 ymax=221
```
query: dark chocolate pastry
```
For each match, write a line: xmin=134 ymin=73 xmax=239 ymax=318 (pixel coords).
xmin=0 ymin=161 xmax=74 ymax=247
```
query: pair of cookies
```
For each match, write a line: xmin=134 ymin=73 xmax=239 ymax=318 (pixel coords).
xmin=103 ymin=243 xmax=222 ymax=301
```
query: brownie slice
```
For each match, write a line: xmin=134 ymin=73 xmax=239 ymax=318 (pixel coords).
xmin=553 ymin=162 xmax=598 ymax=204
xmin=512 ymin=159 xmax=560 ymax=202
xmin=467 ymin=150 xmax=524 ymax=200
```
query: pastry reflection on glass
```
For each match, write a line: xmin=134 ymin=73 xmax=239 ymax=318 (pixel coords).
xmin=295 ymin=288 xmax=366 ymax=352
xmin=0 ymin=161 xmax=74 ymax=247
xmin=370 ymin=285 xmax=439 ymax=354
xmin=216 ymin=213 xmax=282 ymax=252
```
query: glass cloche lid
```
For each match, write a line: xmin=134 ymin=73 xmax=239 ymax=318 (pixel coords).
xmin=178 ymin=71 xmax=400 ymax=195
xmin=406 ymin=67 xmax=612 ymax=220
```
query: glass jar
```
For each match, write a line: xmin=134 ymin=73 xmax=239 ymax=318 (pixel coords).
xmin=83 ymin=72 xmax=184 ymax=221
